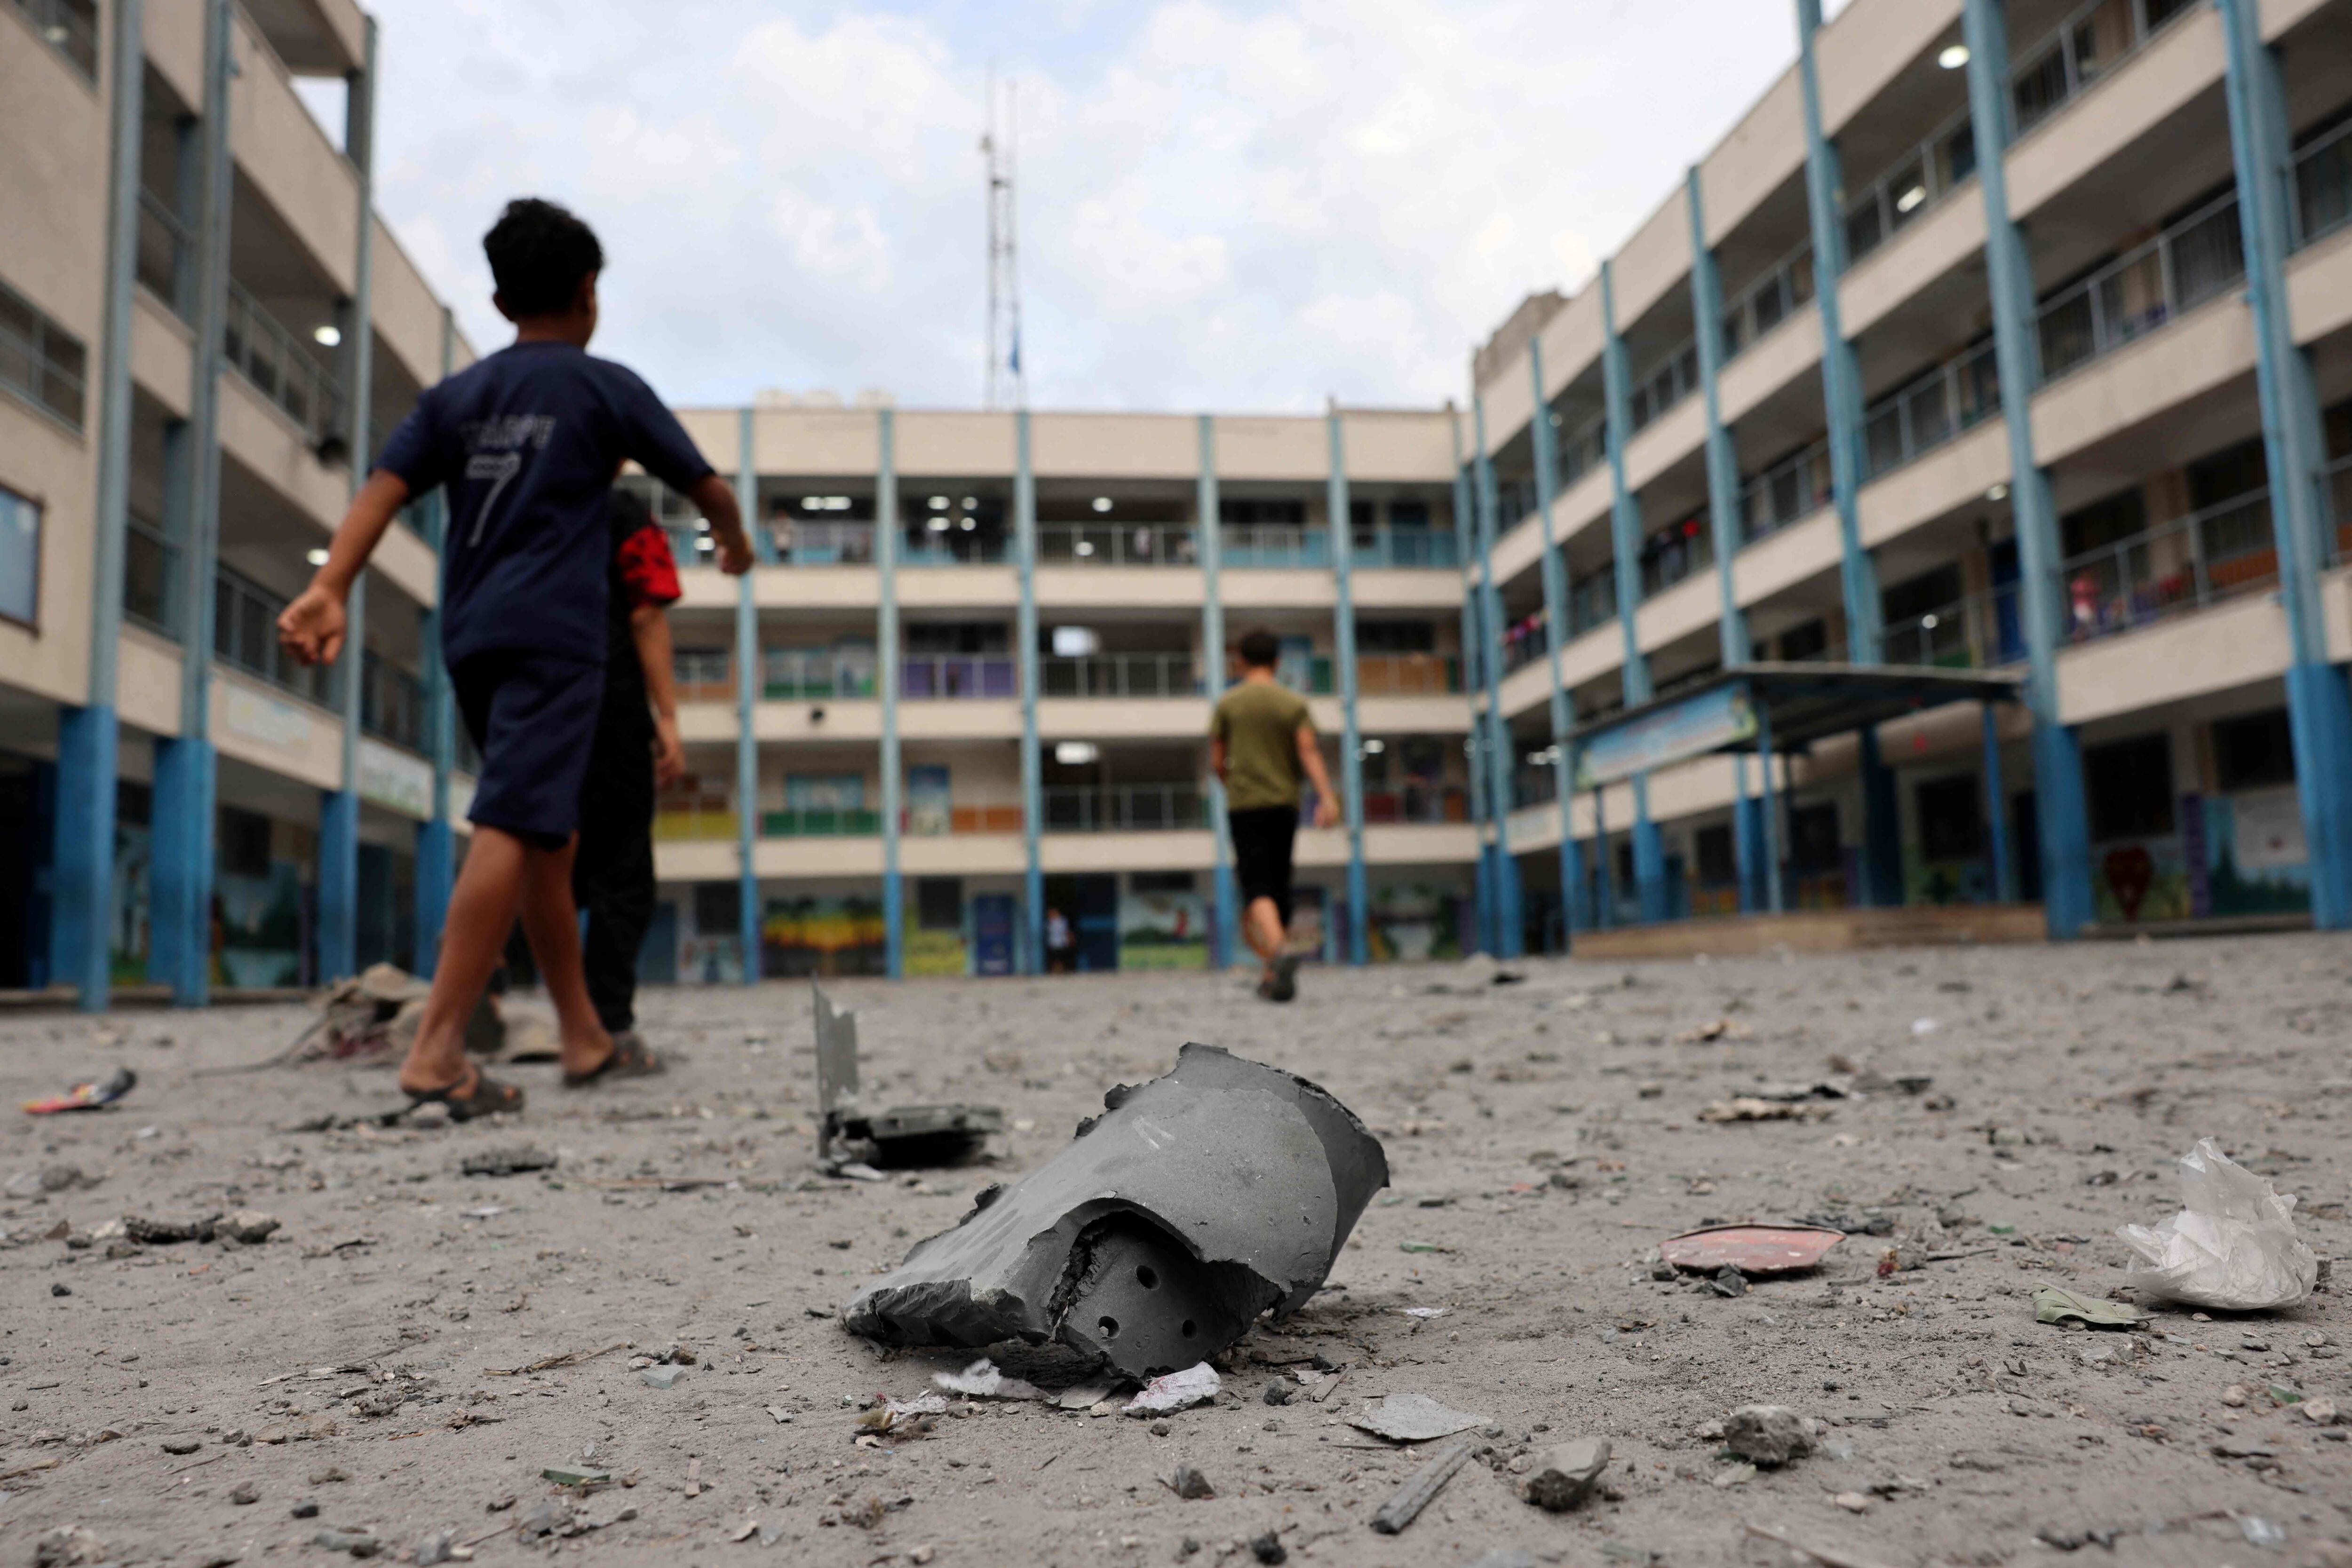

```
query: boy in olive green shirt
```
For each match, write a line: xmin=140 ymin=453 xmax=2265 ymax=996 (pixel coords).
xmin=1210 ymin=627 xmax=1340 ymax=1001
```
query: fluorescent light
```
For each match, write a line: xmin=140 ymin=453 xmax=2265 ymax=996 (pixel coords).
xmin=1091 ymin=497 xmax=1113 ymax=513
xmin=1939 ymin=43 xmax=1970 ymax=69
xmin=1920 ymin=613 xmax=1940 ymax=630
xmin=930 ymin=496 xmax=948 ymax=510
xmin=1986 ymin=483 xmax=2010 ymax=502
xmin=1896 ymin=185 xmax=1927 ymax=214
xmin=826 ymin=496 xmax=852 ymax=511
xmin=1362 ymin=738 xmax=1386 ymax=754
xmin=961 ymin=496 xmax=979 ymax=510
xmin=1055 ymin=741 xmax=1099 ymax=765
xmin=306 ymin=547 xmax=330 ymax=566
xmin=1074 ymin=540 xmax=1095 ymax=557
xmin=1052 ymin=626 xmax=1100 ymax=657
xmin=312 ymin=325 xmax=342 ymax=347
xmin=801 ymin=496 xmax=823 ymax=510
xmin=927 ymin=516 xmax=949 ymax=531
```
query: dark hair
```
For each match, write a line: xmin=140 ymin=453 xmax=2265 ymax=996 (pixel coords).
xmin=484 ymin=198 xmax=604 ymax=317
xmin=1237 ymin=626 xmax=1281 ymax=670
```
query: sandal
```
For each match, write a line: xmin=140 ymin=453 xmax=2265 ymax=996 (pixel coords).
xmin=404 ymin=1064 xmax=525 ymax=1122
xmin=563 ymin=1029 xmax=666 ymax=1088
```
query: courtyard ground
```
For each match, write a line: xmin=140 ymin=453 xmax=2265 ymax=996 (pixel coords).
xmin=1 ymin=934 xmax=2349 ymax=1568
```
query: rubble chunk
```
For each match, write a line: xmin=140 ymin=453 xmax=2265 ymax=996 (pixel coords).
xmin=1521 ymin=1437 xmax=1611 ymax=1511
xmin=1723 ymin=1405 xmax=1813 ymax=1467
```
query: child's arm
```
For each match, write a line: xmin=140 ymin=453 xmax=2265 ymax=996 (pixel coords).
xmin=631 ymin=603 xmax=685 ymax=788
xmin=278 ymin=468 xmax=412 ymax=665
xmin=685 ymin=473 xmax=755 ymax=575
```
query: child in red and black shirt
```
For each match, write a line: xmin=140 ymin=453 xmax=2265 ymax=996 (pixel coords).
xmin=569 ymin=486 xmax=685 ymax=1068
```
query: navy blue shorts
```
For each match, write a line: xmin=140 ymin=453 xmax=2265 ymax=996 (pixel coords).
xmin=452 ymin=651 xmax=605 ymax=851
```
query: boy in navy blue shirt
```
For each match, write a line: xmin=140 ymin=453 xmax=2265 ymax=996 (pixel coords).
xmin=279 ymin=198 xmax=751 ymax=1118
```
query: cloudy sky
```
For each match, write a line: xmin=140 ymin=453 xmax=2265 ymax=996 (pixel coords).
xmin=334 ymin=0 xmax=1843 ymax=413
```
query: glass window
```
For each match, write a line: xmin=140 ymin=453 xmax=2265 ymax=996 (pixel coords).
xmin=0 ymin=485 xmax=37 ymax=625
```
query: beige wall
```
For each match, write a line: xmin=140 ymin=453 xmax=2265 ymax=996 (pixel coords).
xmin=1817 ymin=0 xmax=1958 ymax=135
xmin=2007 ymin=8 xmax=2224 ymax=221
xmin=231 ymin=11 xmax=360 ymax=297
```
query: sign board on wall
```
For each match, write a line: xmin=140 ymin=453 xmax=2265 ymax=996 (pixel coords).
xmin=2232 ymin=787 xmax=2306 ymax=871
xmin=358 ymin=738 xmax=433 ymax=819
xmin=223 ymin=685 xmax=310 ymax=750
xmin=1573 ymin=682 xmax=1756 ymax=792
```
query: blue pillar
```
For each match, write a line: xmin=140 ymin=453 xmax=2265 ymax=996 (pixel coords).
xmin=877 ymin=409 xmax=903 ymax=979
xmin=1327 ymin=410 xmax=1370 ymax=966
xmin=1963 ymin=0 xmax=2093 ymax=937
xmin=1632 ymin=779 xmax=1668 ymax=923
xmin=1591 ymin=785 xmax=1614 ymax=927
xmin=1734 ymin=755 xmax=1769 ymax=913
xmin=1794 ymin=0 xmax=1883 ymax=666
xmin=1525 ymin=342 xmax=1588 ymax=944
xmin=1857 ymin=727 xmax=1903 ymax=907
xmin=1468 ymin=399 xmax=1524 ymax=958
xmin=413 ymin=306 xmax=458 ymax=978
xmin=2217 ymin=0 xmax=2352 ymax=930
xmin=1982 ymin=703 xmax=2017 ymax=903
xmin=52 ymin=713 xmax=119 ymax=1009
xmin=1015 ymin=410 xmax=1044 ymax=973
xmin=1198 ymin=416 xmax=1237 ymax=971
xmin=735 ymin=405 xmax=763 ymax=982
xmin=1598 ymin=260 xmax=1667 ymax=925
xmin=1446 ymin=417 xmax=1495 ymax=956
xmin=1756 ymin=701 xmax=1786 ymax=914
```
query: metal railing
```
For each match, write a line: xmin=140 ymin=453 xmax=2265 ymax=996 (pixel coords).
xmin=673 ymin=648 xmax=732 ymax=702
xmin=2059 ymin=487 xmax=2276 ymax=641
xmin=1221 ymin=525 xmax=1330 ymax=568
xmin=1041 ymin=653 xmax=1199 ymax=698
xmin=2012 ymin=0 xmax=2202 ymax=141
xmin=1554 ymin=411 xmax=1610 ymax=491
xmin=1567 ymin=570 xmax=1620 ymax=641
xmin=1041 ymin=784 xmax=1208 ymax=833
xmin=1628 ymin=337 xmax=1700 ymax=435
xmin=903 ymin=529 xmax=1009 ymax=566
xmin=2296 ymin=117 xmax=2352 ymax=251
xmin=1355 ymin=653 xmax=1461 ymax=695
xmin=1862 ymin=340 xmax=2002 ymax=480
xmin=2036 ymin=190 xmax=2242 ymax=384
xmin=123 ymin=515 xmax=179 ymax=640
xmin=214 ymin=567 xmax=329 ymax=705
xmin=761 ymin=806 xmax=881 ymax=837
xmin=1501 ymin=618 xmax=1550 ymax=675
xmin=774 ymin=519 xmax=875 ymax=565
xmin=0 ymin=273 xmax=86 ymax=430
xmin=1352 ymin=525 xmax=1461 ymax=568
xmin=136 ymin=190 xmax=195 ymax=320
xmin=1641 ymin=523 xmax=1715 ymax=601
xmin=901 ymin=655 xmax=1017 ymax=699
xmin=1040 ymin=523 xmax=1196 ymax=565
xmin=1362 ymin=786 xmax=1469 ymax=824
xmin=1739 ymin=438 xmax=1833 ymax=543
xmin=763 ymin=647 xmax=875 ymax=699
xmin=1721 ymin=238 xmax=1816 ymax=363
xmin=652 ymin=801 xmax=739 ymax=841
xmin=1879 ymin=587 xmax=2024 ymax=670
xmin=905 ymin=796 xmax=1026 ymax=836
xmin=361 ymin=650 xmax=425 ymax=753
xmin=9 ymin=0 xmax=96 ymax=79
xmin=223 ymin=281 xmax=343 ymax=447
xmin=1845 ymin=103 xmax=1977 ymax=267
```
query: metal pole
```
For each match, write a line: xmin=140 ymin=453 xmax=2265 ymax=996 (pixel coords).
xmin=1446 ymin=412 xmax=1494 ymax=956
xmin=1983 ymin=702 xmax=2017 ymax=903
xmin=1327 ymin=409 xmax=1369 ymax=965
xmin=1015 ymin=410 xmax=1043 ymax=973
xmin=1469 ymin=399 xmax=1523 ymax=958
xmin=735 ymin=407 xmax=762 ymax=983
xmin=1526 ymin=342 xmax=1586 ymax=941
xmin=1199 ymin=416 xmax=1236 ymax=971
xmin=413 ymin=306 xmax=458 ymax=979
xmin=877 ymin=410 xmax=903 ymax=978
xmin=1757 ymin=702 xmax=1786 ymax=915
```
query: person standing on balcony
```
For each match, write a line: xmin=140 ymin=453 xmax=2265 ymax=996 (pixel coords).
xmin=277 ymin=197 xmax=752 ymax=1118
xmin=1210 ymin=626 xmax=1341 ymax=1002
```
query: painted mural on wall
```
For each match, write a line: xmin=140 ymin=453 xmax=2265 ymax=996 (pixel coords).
xmin=762 ymin=896 xmax=887 ymax=977
xmin=2090 ymin=838 xmax=2191 ymax=924
xmin=904 ymin=925 xmax=969 ymax=978
xmin=1367 ymin=884 xmax=1461 ymax=963
xmin=109 ymin=823 xmax=151 ymax=984
xmin=2194 ymin=790 xmax=2312 ymax=916
xmin=1118 ymin=891 xmax=1208 ymax=970
xmin=1905 ymin=857 xmax=1993 ymax=907
xmin=681 ymin=934 xmax=745 ymax=985
xmin=215 ymin=863 xmax=305 ymax=988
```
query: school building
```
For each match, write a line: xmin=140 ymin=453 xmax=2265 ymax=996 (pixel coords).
xmin=6 ymin=0 xmax=2352 ymax=1003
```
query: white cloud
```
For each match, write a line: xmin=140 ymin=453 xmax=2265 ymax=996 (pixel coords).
xmin=356 ymin=0 xmax=1808 ymax=413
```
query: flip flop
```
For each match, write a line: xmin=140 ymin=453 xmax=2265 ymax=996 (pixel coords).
xmin=403 ymin=1065 xmax=524 ymax=1122
xmin=562 ymin=1030 xmax=666 ymax=1089
xmin=1270 ymin=953 xmax=1303 ymax=1003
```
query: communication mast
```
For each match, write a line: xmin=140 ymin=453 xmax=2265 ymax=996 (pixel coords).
xmin=981 ymin=73 xmax=1024 ymax=409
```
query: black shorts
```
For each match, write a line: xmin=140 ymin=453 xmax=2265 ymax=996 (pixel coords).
xmin=1228 ymin=805 xmax=1298 ymax=928
xmin=452 ymin=651 xmax=605 ymax=851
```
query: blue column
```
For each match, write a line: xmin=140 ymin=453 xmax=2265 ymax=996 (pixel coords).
xmin=1591 ymin=784 xmax=1614 ymax=927
xmin=1857 ymin=728 xmax=1903 ymax=906
xmin=1963 ymin=0 xmax=2093 ymax=937
xmin=734 ymin=406 xmax=763 ymax=982
xmin=2217 ymin=0 xmax=2352 ymax=930
xmin=1326 ymin=410 xmax=1370 ymax=966
xmin=1794 ymin=0 xmax=1883 ymax=666
xmin=1598 ymin=261 xmax=1666 ymax=925
xmin=1468 ymin=399 xmax=1523 ymax=958
xmin=1015 ymin=410 xmax=1044 ymax=973
xmin=877 ymin=409 xmax=903 ymax=979
xmin=1734 ymin=755 xmax=1768 ymax=912
xmin=1446 ymin=418 xmax=1495 ymax=956
xmin=1199 ymin=416 xmax=1237 ymax=971
xmin=1525 ymin=342 xmax=1589 ymax=943
xmin=1756 ymin=701 xmax=1786 ymax=914
xmin=1982 ymin=703 xmax=2017 ymax=903
xmin=151 ymin=0 xmax=233 ymax=1003
xmin=413 ymin=306 xmax=458 ymax=978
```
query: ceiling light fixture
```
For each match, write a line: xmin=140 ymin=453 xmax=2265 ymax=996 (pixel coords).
xmin=1939 ymin=43 xmax=1970 ymax=69
xmin=306 ymin=547 xmax=330 ymax=566
xmin=1092 ymin=497 xmax=1113 ymax=513
xmin=312 ymin=325 xmax=342 ymax=347
xmin=1896 ymin=185 xmax=1927 ymax=214
xmin=1986 ymin=483 xmax=2010 ymax=502
xmin=1055 ymin=741 xmax=1099 ymax=766
xmin=930 ymin=496 xmax=949 ymax=510
xmin=927 ymin=516 xmax=950 ymax=532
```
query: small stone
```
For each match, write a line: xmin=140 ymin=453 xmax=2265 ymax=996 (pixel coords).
xmin=1168 ymin=1465 xmax=1214 ymax=1500
xmin=32 ymin=1526 xmax=106 ymax=1567
xmin=2222 ymin=1385 xmax=2249 ymax=1408
xmin=519 ymin=1499 xmax=573 ymax=1538
xmin=224 ymin=1209 xmax=281 ymax=1244
xmin=1150 ymin=1419 xmax=1171 ymax=1436
xmin=642 ymin=1365 xmax=686 ymax=1390
xmin=229 ymin=1481 xmax=260 ymax=1505
xmin=413 ymin=1531 xmax=457 ymax=1566
xmin=1831 ymin=1491 xmax=1869 ymax=1513
xmin=908 ymin=1548 xmax=935 ymax=1566
xmin=1250 ymin=1531 xmax=1287 ymax=1565
xmin=160 ymin=1437 xmax=201 ymax=1455
xmin=292 ymin=1501 xmax=320 ymax=1519
xmin=1520 ymin=1437 xmax=1611 ymax=1512
xmin=50 ymin=1283 xmax=71 ymax=1298
xmin=1723 ymin=1405 xmax=1814 ymax=1467
xmin=222 ymin=1429 xmax=251 ymax=1447
xmin=406 ymin=1100 xmax=451 ymax=1129
xmin=1261 ymin=1383 xmax=1293 ymax=1406
xmin=310 ymin=1530 xmax=379 ymax=1558
xmin=310 ymin=1465 xmax=351 ymax=1485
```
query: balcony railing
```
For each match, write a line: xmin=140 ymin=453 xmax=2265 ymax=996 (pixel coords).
xmin=2059 ymin=487 xmax=2277 ymax=641
xmin=903 ymin=529 xmax=1009 ymax=567
xmin=763 ymin=647 xmax=876 ymax=700
xmin=1362 ymin=786 xmax=1469 ymax=824
xmin=9 ymin=0 xmax=96 ymax=79
xmin=224 ymin=281 xmax=343 ymax=449
xmin=1862 ymin=340 xmax=2002 ymax=481
xmin=2296 ymin=117 xmax=2352 ymax=251
xmin=762 ymin=806 xmax=881 ymax=837
xmin=901 ymin=655 xmax=1016 ymax=699
xmin=136 ymin=190 xmax=195 ymax=321
xmin=1640 ymin=523 xmax=1715 ymax=601
xmin=653 ymin=802 xmax=738 ymax=842
xmin=1628 ymin=337 xmax=1700 ymax=436
xmin=674 ymin=649 xmax=732 ymax=702
xmin=1881 ymin=586 xmax=2023 ymax=670
xmin=775 ymin=519 xmax=875 ymax=565
xmin=1041 ymin=523 xmax=1196 ymax=565
xmin=1501 ymin=617 xmax=1549 ymax=675
xmin=1041 ymin=653 xmax=1199 ymax=698
xmin=123 ymin=515 xmax=179 ymax=640
xmin=215 ymin=567 xmax=329 ymax=705
xmin=361 ymin=650 xmax=425 ymax=753
xmin=1352 ymin=525 xmax=1461 ymax=568
xmin=1355 ymin=653 xmax=1461 ymax=695
xmin=1221 ymin=525 xmax=1330 ymax=569
xmin=1721 ymin=238 xmax=1816 ymax=364
xmin=906 ymin=795 xmax=1025 ymax=836
xmin=1739 ymin=438 xmax=1833 ymax=543
xmin=1554 ymin=411 xmax=1610 ymax=492
xmin=1566 ymin=571 xmax=1620 ymax=641
xmin=1845 ymin=103 xmax=1977 ymax=267
xmin=1042 ymin=784 xmax=1207 ymax=832
xmin=2011 ymin=0 xmax=2203 ymax=141
xmin=2036 ymin=190 xmax=2243 ymax=385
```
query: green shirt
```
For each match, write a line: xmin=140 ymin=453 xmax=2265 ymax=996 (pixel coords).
xmin=1212 ymin=679 xmax=1313 ymax=812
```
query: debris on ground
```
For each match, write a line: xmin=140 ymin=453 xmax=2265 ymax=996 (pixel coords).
xmin=931 ymin=1359 xmax=1043 ymax=1401
xmin=1722 ymin=1405 xmax=1814 ymax=1466
xmin=1165 ymin=1465 xmax=1215 ymax=1499
xmin=1346 ymin=1392 xmax=1487 ymax=1442
xmin=124 ymin=1212 xmax=222 ymax=1245
xmin=1659 ymin=1225 xmax=1844 ymax=1277
xmin=1676 ymin=1018 xmax=1753 ymax=1044
xmin=1125 ymin=1363 xmax=1219 ymax=1416
xmin=461 ymin=1145 xmax=557 ymax=1178
xmin=1521 ymin=1437 xmax=1611 ymax=1511
xmin=1698 ymin=1097 xmax=1829 ymax=1124
xmin=22 ymin=1066 xmax=135 ymax=1116
xmin=845 ymin=1043 xmax=1386 ymax=1380
xmin=1423 ymin=953 xmax=1525 ymax=993
xmin=1249 ymin=1529 xmax=1288 ymax=1563
xmin=1369 ymin=1437 xmax=1476 ymax=1534
xmin=32 ymin=1527 xmax=107 ymax=1567
xmin=223 ymin=1209 xmax=281 ymax=1244
xmin=2118 ymin=1137 xmax=2318 ymax=1310
xmin=2032 ymin=1284 xmax=2148 ymax=1328
xmin=815 ymin=984 xmax=1002 ymax=1170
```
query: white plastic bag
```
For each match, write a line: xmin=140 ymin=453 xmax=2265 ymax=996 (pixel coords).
xmin=2117 ymin=1137 xmax=2317 ymax=1310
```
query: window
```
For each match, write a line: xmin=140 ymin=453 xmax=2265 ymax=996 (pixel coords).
xmin=1695 ymin=824 xmax=1736 ymax=884
xmin=7 ymin=0 xmax=98 ymax=80
xmin=1788 ymin=802 xmax=1842 ymax=871
xmin=2085 ymin=734 xmax=2175 ymax=840
xmin=916 ymin=878 xmax=963 ymax=931
xmin=218 ymin=806 xmax=272 ymax=879
xmin=0 ymin=276 xmax=86 ymax=430
xmin=0 ymin=484 xmax=37 ymax=625
xmin=1130 ymin=871 xmax=1194 ymax=895
xmin=1916 ymin=775 xmax=1985 ymax=860
xmin=692 ymin=882 xmax=738 ymax=934
xmin=2213 ymin=709 xmax=2296 ymax=792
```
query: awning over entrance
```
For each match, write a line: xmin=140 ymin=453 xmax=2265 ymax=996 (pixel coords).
xmin=1569 ymin=663 xmax=2024 ymax=791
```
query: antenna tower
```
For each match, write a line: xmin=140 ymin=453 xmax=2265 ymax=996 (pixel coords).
xmin=981 ymin=74 xmax=1024 ymax=409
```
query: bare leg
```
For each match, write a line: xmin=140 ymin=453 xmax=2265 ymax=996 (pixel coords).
xmin=1244 ymin=895 xmax=1286 ymax=979
xmin=399 ymin=827 xmax=529 ymax=1096
xmin=515 ymin=835 xmax=613 ymax=1078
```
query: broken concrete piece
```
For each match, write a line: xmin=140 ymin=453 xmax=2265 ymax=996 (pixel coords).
xmin=1055 ymin=1380 xmax=1120 ymax=1411
xmin=1167 ymin=1465 xmax=1214 ymax=1499
xmin=845 ymin=1043 xmax=1387 ymax=1380
xmin=640 ymin=1366 xmax=685 ymax=1389
xmin=123 ymin=1212 xmax=220 ymax=1245
xmin=931 ymin=1359 xmax=1042 ymax=1400
xmin=815 ymin=984 xmax=1002 ymax=1169
xmin=1125 ymin=1363 xmax=1219 ymax=1416
xmin=1347 ymin=1392 xmax=1488 ymax=1443
xmin=223 ymin=1210 xmax=281 ymax=1244
xmin=2033 ymin=1285 xmax=2147 ymax=1329
xmin=460 ymin=1145 xmax=556 ymax=1178
xmin=1723 ymin=1405 xmax=1814 ymax=1466
xmin=1521 ymin=1437 xmax=1611 ymax=1511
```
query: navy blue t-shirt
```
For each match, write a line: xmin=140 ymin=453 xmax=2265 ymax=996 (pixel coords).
xmin=376 ymin=341 xmax=714 ymax=667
